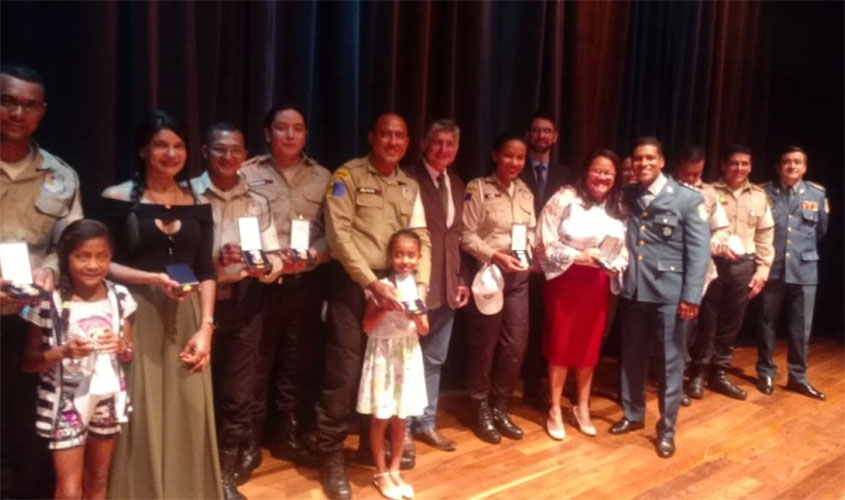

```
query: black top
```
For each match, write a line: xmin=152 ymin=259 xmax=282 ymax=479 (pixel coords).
xmin=97 ymin=198 xmax=216 ymax=282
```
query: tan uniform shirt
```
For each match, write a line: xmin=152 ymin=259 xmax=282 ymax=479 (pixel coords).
xmin=190 ymin=172 xmax=281 ymax=286
xmin=324 ymin=156 xmax=431 ymax=288
xmin=0 ymin=143 xmax=82 ymax=276
xmin=239 ymin=154 xmax=331 ymax=260
xmin=461 ymin=175 xmax=536 ymax=263
xmin=712 ymin=179 xmax=775 ymax=281
xmin=692 ymin=181 xmax=730 ymax=292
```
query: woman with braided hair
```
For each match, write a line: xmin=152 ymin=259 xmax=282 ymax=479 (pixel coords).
xmin=20 ymin=219 xmax=136 ymax=499
xmin=99 ymin=110 xmax=221 ymax=499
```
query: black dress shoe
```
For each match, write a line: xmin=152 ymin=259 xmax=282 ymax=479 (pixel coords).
xmin=687 ymin=372 xmax=705 ymax=399
xmin=470 ymin=399 xmax=502 ymax=444
xmin=414 ymin=427 xmax=456 ymax=451
xmin=321 ymin=454 xmax=351 ymax=500
xmin=680 ymin=394 xmax=691 ymax=407
xmin=491 ymin=401 xmax=524 ymax=440
xmin=756 ymin=376 xmax=774 ymax=395
xmin=708 ymin=369 xmax=747 ymax=400
xmin=655 ymin=435 xmax=675 ymax=458
xmin=236 ymin=430 xmax=262 ymax=484
xmin=786 ymin=380 xmax=826 ymax=400
xmin=608 ymin=418 xmax=644 ymax=435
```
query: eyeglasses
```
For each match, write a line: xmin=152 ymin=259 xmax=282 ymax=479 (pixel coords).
xmin=0 ymin=95 xmax=45 ymax=115
xmin=209 ymin=146 xmax=247 ymax=158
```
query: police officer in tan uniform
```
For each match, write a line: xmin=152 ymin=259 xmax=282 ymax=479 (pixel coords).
xmin=688 ymin=145 xmax=774 ymax=401
xmin=317 ymin=113 xmax=430 ymax=500
xmin=461 ymin=133 xmax=535 ymax=445
xmin=673 ymin=145 xmax=730 ymax=404
xmin=190 ymin=122 xmax=282 ymax=499
xmin=238 ymin=104 xmax=330 ymax=469
xmin=0 ymin=64 xmax=83 ymax=499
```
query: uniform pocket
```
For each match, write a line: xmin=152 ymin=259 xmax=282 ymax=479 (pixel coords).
xmin=657 ymin=259 xmax=683 ymax=273
xmin=801 ymin=250 xmax=819 ymax=261
xmin=654 ymin=214 xmax=679 ymax=239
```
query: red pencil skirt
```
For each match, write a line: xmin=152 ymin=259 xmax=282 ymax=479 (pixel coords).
xmin=543 ymin=264 xmax=611 ymax=367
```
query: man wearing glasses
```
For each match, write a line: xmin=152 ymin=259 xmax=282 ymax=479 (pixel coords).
xmin=191 ymin=122 xmax=283 ymax=499
xmin=1 ymin=64 xmax=83 ymax=498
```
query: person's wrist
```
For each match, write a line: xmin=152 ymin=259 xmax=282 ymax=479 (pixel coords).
xmin=200 ymin=316 xmax=216 ymax=333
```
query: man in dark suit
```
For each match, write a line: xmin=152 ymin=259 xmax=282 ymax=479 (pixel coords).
xmin=610 ymin=137 xmax=710 ymax=458
xmin=408 ymin=119 xmax=471 ymax=451
xmin=520 ymin=111 xmax=573 ymax=409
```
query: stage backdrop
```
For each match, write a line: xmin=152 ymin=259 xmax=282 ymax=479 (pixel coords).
xmin=2 ymin=0 xmax=842 ymax=336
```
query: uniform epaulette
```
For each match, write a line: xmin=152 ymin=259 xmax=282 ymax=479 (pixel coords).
xmin=677 ymin=180 xmax=701 ymax=192
xmin=807 ymin=181 xmax=825 ymax=192
xmin=241 ymin=154 xmax=269 ymax=167
xmin=748 ymin=183 xmax=765 ymax=193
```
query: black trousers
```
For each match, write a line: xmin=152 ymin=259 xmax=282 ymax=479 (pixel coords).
xmin=315 ymin=262 xmax=376 ymax=456
xmin=466 ymin=270 xmax=530 ymax=402
xmin=521 ymin=271 xmax=547 ymax=398
xmin=757 ymin=280 xmax=817 ymax=384
xmin=692 ymin=258 xmax=755 ymax=372
xmin=1 ymin=315 xmax=54 ymax=499
xmin=252 ymin=271 xmax=323 ymax=436
xmin=212 ymin=279 xmax=264 ymax=449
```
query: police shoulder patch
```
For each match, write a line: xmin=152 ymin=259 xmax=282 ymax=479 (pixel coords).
xmin=697 ymin=203 xmax=708 ymax=221
xmin=329 ymin=181 xmax=347 ymax=198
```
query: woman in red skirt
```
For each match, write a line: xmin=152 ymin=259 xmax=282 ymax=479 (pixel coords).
xmin=536 ymin=149 xmax=628 ymax=440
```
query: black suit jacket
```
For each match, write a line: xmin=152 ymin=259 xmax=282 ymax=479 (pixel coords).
xmin=411 ymin=164 xmax=467 ymax=310
xmin=520 ymin=160 xmax=573 ymax=213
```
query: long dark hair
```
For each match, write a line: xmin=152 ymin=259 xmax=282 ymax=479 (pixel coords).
xmin=56 ymin=219 xmax=112 ymax=337
xmin=130 ymin=109 xmax=193 ymax=206
xmin=574 ymin=149 xmax=625 ymax=220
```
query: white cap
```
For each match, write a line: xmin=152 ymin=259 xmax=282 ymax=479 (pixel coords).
xmin=471 ymin=264 xmax=505 ymax=315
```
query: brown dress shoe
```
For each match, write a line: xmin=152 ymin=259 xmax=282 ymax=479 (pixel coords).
xmin=414 ymin=427 xmax=456 ymax=451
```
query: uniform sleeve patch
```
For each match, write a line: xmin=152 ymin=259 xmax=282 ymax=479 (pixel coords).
xmin=464 ymin=192 xmax=473 ymax=201
xmin=331 ymin=182 xmax=347 ymax=197
xmin=697 ymin=203 xmax=708 ymax=221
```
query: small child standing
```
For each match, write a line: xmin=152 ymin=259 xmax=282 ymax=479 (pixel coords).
xmin=358 ymin=229 xmax=430 ymax=499
xmin=20 ymin=219 xmax=136 ymax=500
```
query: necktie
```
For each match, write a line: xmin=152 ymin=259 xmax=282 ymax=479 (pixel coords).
xmin=535 ymin=163 xmax=547 ymax=201
xmin=437 ymin=173 xmax=450 ymax=215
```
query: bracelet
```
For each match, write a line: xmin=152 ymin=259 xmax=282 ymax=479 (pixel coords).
xmin=201 ymin=316 xmax=216 ymax=330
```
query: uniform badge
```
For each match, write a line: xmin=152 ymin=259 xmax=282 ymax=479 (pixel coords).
xmin=697 ymin=203 xmax=708 ymax=221
xmin=719 ymin=195 xmax=727 ymax=205
xmin=663 ymin=226 xmax=673 ymax=237
xmin=330 ymin=181 xmax=346 ymax=197
xmin=247 ymin=179 xmax=273 ymax=187
xmin=42 ymin=172 xmax=66 ymax=195
xmin=401 ymin=186 xmax=414 ymax=200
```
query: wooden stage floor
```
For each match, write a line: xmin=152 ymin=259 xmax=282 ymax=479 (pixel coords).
xmin=241 ymin=338 xmax=845 ymax=499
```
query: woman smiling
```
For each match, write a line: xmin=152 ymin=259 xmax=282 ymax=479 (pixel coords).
xmin=536 ymin=149 xmax=628 ymax=440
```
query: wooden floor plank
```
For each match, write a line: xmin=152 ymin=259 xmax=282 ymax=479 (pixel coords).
xmin=240 ymin=338 xmax=845 ymax=499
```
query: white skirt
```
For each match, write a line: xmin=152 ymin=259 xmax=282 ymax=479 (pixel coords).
xmin=356 ymin=333 xmax=427 ymax=419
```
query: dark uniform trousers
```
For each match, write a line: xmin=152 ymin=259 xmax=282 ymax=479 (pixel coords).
xmin=466 ymin=270 xmax=530 ymax=402
xmin=1 ymin=315 xmax=55 ymax=499
xmin=692 ymin=258 xmax=755 ymax=371
xmin=212 ymin=279 xmax=264 ymax=448
xmin=757 ymin=280 xmax=816 ymax=384
xmin=315 ymin=262 xmax=387 ymax=456
xmin=620 ymin=299 xmax=684 ymax=439
xmin=252 ymin=270 xmax=323 ymax=435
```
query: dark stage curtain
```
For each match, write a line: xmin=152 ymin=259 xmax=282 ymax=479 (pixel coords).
xmin=2 ymin=0 xmax=842 ymax=336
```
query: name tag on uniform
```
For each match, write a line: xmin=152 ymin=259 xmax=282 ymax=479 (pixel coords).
xmin=0 ymin=242 xmax=48 ymax=299
xmin=289 ymin=217 xmax=312 ymax=262
xmin=238 ymin=217 xmax=270 ymax=271
xmin=247 ymin=179 xmax=273 ymax=187
xmin=357 ymin=187 xmax=381 ymax=195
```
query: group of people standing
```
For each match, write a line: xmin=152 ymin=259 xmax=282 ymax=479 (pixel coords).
xmin=0 ymin=62 xmax=831 ymax=500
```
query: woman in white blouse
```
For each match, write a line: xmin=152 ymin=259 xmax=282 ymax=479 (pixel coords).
xmin=536 ymin=149 xmax=628 ymax=440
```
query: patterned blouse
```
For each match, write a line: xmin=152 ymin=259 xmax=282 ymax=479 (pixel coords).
xmin=536 ymin=186 xmax=628 ymax=294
